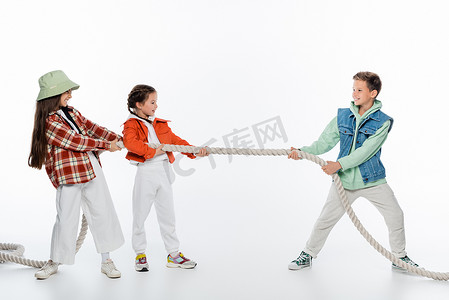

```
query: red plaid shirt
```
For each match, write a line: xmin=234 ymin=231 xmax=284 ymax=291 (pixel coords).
xmin=45 ymin=106 xmax=119 ymax=188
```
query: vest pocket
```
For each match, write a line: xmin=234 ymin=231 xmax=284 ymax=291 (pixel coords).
xmin=338 ymin=124 xmax=353 ymax=136
xmin=338 ymin=124 xmax=353 ymax=158
xmin=358 ymin=125 xmax=376 ymax=136
xmin=357 ymin=125 xmax=377 ymax=145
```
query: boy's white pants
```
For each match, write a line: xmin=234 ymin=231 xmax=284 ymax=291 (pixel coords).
xmin=132 ymin=159 xmax=180 ymax=254
xmin=304 ymin=183 xmax=407 ymax=258
xmin=50 ymin=153 xmax=124 ymax=265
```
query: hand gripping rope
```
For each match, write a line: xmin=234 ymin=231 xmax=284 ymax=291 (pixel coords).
xmin=1 ymin=143 xmax=448 ymax=280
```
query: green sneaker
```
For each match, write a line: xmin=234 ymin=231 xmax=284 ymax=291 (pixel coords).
xmin=392 ymin=255 xmax=419 ymax=272
xmin=288 ymin=251 xmax=312 ymax=270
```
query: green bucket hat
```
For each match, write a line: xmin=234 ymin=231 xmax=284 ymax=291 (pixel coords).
xmin=36 ymin=70 xmax=80 ymax=101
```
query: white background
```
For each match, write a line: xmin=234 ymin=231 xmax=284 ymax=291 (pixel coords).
xmin=1 ymin=0 xmax=449 ymax=299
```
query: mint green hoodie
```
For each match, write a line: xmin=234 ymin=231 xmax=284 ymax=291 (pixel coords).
xmin=301 ymin=100 xmax=391 ymax=190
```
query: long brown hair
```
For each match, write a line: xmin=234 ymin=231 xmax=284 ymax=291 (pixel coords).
xmin=28 ymin=95 xmax=61 ymax=169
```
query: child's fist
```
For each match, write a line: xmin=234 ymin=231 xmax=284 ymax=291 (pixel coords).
xmin=109 ymin=139 xmax=122 ymax=152
xmin=288 ymin=147 xmax=302 ymax=160
xmin=155 ymin=144 xmax=166 ymax=156
xmin=196 ymin=147 xmax=209 ymax=157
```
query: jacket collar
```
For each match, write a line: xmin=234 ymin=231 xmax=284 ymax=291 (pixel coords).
xmin=348 ymin=109 xmax=381 ymax=122
xmin=126 ymin=113 xmax=170 ymax=124
xmin=48 ymin=106 xmax=74 ymax=116
xmin=349 ymin=100 xmax=383 ymax=122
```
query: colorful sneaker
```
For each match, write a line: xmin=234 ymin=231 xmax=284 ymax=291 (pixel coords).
xmin=101 ymin=259 xmax=121 ymax=278
xmin=135 ymin=253 xmax=149 ymax=272
xmin=392 ymin=255 xmax=419 ymax=272
xmin=166 ymin=252 xmax=197 ymax=269
xmin=288 ymin=251 xmax=312 ymax=270
xmin=35 ymin=260 xmax=59 ymax=279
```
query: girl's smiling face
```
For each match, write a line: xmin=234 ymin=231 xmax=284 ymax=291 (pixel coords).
xmin=136 ymin=92 xmax=158 ymax=118
xmin=59 ymin=89 xmax=72 ymax=107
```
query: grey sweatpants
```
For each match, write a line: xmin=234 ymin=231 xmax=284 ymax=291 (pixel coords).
xmin=304 ymin=183 xmax=407 ymax=258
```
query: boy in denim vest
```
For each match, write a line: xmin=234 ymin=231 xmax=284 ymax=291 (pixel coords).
xmin=287 ymin=71 xmax=418 ymax=272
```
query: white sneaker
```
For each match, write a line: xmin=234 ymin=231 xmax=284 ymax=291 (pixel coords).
xmin=35 ymin=260 xmax=59 ymax=279
xmin=101 ymin=259 xmax=121 ymax=278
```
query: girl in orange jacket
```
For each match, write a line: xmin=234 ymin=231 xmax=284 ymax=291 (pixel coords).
xmin=123 ymin=84 xmax=208 ymax=271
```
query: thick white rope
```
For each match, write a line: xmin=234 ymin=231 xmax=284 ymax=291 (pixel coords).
xmin=153 ymin=143 xmax=449 ymax=281
xmin=2 ymin=143 xmax=448 ymax=280
xmin=0 ymin=215 xmax=88 ymax=268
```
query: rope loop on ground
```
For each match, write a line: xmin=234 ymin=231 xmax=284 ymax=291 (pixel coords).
xmin=0 ymin=215 xmax=88 ymax=269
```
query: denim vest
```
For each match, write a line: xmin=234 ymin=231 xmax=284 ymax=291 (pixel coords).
xmin=337 ymin=108 xmax=393 ymax=183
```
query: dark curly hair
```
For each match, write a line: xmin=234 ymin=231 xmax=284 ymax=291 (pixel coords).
xmin=127 ymin=84 xmax=156 ymax=123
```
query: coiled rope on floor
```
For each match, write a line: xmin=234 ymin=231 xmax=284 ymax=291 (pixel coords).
xmin=1 ymin=143 xmax=448 ymax=280
xmin=0 ymin=215 xmax=89 ymax=268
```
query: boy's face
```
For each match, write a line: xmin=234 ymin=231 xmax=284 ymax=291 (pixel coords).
xmin=352 ymin=80 xmax=377 ymax=107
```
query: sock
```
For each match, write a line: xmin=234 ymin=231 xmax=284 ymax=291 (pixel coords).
xmin=101 ymin=252 xmax=110 ymax=263
xmin=169 ymin=251 xmax=179 ymax=258
xmin=136 ymin=253 xmax=145 ymax=261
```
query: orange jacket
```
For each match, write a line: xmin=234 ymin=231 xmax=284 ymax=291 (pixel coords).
xmin=123 ymin=117 xmax=196 ymax=163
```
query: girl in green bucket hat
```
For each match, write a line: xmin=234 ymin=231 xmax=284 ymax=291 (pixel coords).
xmin=29 ymin=70 xmax=125 ymax=280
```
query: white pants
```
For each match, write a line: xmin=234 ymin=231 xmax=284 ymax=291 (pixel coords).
xmin=50 ymin=153 xmax=124 ymax=265
xmin=304 ymin=183 xmax=406 ymax=258
xmin=132 ymin=159 xmax=179 ymax=254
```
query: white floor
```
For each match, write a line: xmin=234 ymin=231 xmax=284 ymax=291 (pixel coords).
xmin=2 ymin=157 xmax=449 ymax=300
xmin=2 ymin=240 xmax=448 ymax=300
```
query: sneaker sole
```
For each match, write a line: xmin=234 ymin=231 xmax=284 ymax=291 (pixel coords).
xmin=166 ymin=262 xmax=197 ymax=269
xmin=101 ymin=270 xmax=121 ymax=278
xmin=288 ymin=264 xmax=311 ymax=271
xmin=288 ymin=259 xmax=312 ymax=270
xmin=135 ymin=265 xmax=149 ymax=272
xmin=392 ymin=265 xmax=409 ymax=272
xmin=35 ymin=270 xmax=57 ymax=279
xmin=35 ymin=272 xmax=56 ymax=280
